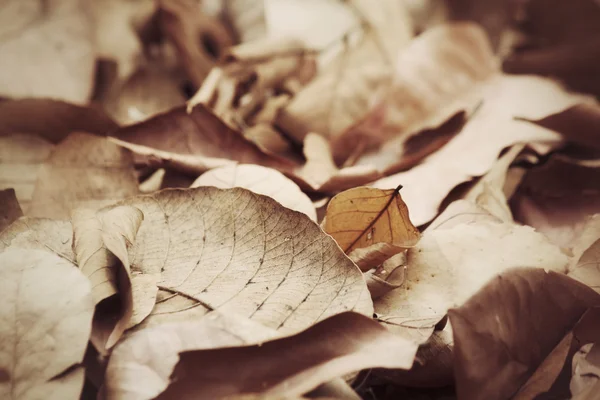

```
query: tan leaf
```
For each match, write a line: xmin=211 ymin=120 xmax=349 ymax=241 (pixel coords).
xmin=375 ymin=200 xmax=569 ymax=344
xmin=0 ymin=0 xmax=95 ymax=103
xmin=28 ymin=133 xmax=139 ymax=219
xmin=0 ymin=189 xmax=23 ymax=232
xmin=158 ymin=0 xmax=235 ymax=88
xmin=0 ymin=217 xmax=74 ymax=261
xmin=223 ymin=0 xmax=267 ymax=42
xmin=191 ymin=164 xmax=317 ymax=221
xmin=0 ymin=248 xmax=94 ymax=400
xmin=106 ymin=312 xmax=417 ymax=400
xmin=72 ymin=205 xmax=156 ymax=352
xmin=0 ymin=99 xmax=118 ymax=143
xmin=275 ymin=0 xmax=413 ymax=161
xmin=571 ymin=340 xmax=600 ymax=399
xmin=112 ymin=104 xmax=297 ymax=174
xmin=511 ymin=155 xmax=600 ymax=248
xmin=448 ymin=268 xmax=600 ymax=400
xmin=373 ymin=73 xmax=591 ymax=226
xmin=323 ymin=186 xmax=420 ymax=264
xmin=114 ymin=187 xmax=373 ymax=333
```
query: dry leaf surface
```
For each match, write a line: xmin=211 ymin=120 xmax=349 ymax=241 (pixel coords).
xmin=0 ymin=188 xmax=23 ymax=232
xmin=0 ymin=248 xmax=94 ymax=400
xmin=115 ymin=187 xmax=372 ymax=333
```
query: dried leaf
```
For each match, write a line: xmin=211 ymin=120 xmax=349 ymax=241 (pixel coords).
xmin=113 ymin=104 xmax=297 ymax=174
xmin=28 ymin=133 xmax=139 ymax=219
xmin=568 ymin=215 xmax=600 ymax=293
xmin=323 ymin=186 xmax=420 ymax=260
xmin=0 ymin=99 xmax=118 ymax=143
xmin=191 ymin=164 xmax=317 ymax=221
xmin=223 ymin=0 xmax=267 ymax=42
xmin=571 ymin=341 xmax=600 ymax=399
xmin=375 ymin=200 xmax=569 ymax=344
xmin=511 ymin=155 xmax=600 ymax=248
xmin=112 ymin=187 xmax=372 ymax=333
xmin=0 ymin=189 xmax=23 ymax=232
xmin=0 ymin=248 xmax=94 ymax=400
xmin=0 ymin=0 xmax=95 ymax=103
xmin=0 ymin=217 xmax=74 ymax=260
xmin=373 ymin=74 xmax=590 ymax=226
xmin=72 ymin=205 xmax=157 ymax=352
xmin=448 ymin=268 xmax=600 ymax=400
xmin=107 ymin=312 xmax=417 ymax=400
xmin=276 ymin=0 xmax=413 ymax=161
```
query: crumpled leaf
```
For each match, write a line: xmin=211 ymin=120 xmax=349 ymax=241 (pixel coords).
xmin=28 ymin=132 xmax=139 ymax=219
xmin=448 ymin=268 xmax=600 ymax=400
xmin=114 ymin=187 xmax=373 ymax=333
xmin=72 ymin=205 xmax=157 ymax=352
xmin=112 ymin=104 xmax=297 ymax=174
xmin=511 ymin=155 xmax=600 ymax=248
xmin=0 ymin=99 xmax=118 ymax=143
xmin=276 ymin=0 xmax=413 ymax=161
xmin=0 ymin=0 xmax=95 ymax=103
xmin=323 ymin=186 xmax=420 ymax=270
xmin=568 ymin=215 xmax=600 ymax=293
xmin=106 ymin=312 xmax=417 ymax=400
xmin=0 ymin=248 xmax=94 ymax=400
xmin=373 ymin=73 xmax=591 ymax=226
xmin=375 ymin=200 xmax=569 ymax=345
xmin=0 ymin=188 xmax=23 ymax=232
xmin=191 ymin=164 xmax=317 ymax=221
xmin=158 ymin=0 xmax=235 ymax=88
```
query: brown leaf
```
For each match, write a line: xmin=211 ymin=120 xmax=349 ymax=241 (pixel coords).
xmin=222 ymin=0 xmax=267 ymax=42
xmin=158 ymin=0 xmax=235 ymax=88
xmin=112 ymin=104 xmax=297 ymax=174
xmin=0 ymin=248 xmax=94 ymax=400
xmin=0 ymin=0 xmax=95 ymax=103
xmin=0 ymin=99 xmax=118 ymax=143
xmin=448 ymin=268 xmax=600 ymax=400
xmin=28 ymin=133 xmax=139 ymax=219
xmin=375 ymin=200 xmax=569 ymax=345
xmin=275 ymin=0 xmax=413 ymax=161
xmin=571 ymin=341 xmax=600 ymax=399
xmin=114 ymin=187 xmax=372 ymax=333
xmin=106 ymin=312 xmax=417 ymax=400
xmin=568 ymin=215 xmax=600 ymax=294
xmin=511 ymin=155 xmax=600 ymax=248
xmin=373 ymin=73 xmax=590 ymax=226
xmin=0 ymin=188 xmax=23 ymax=232
xmin=323 ymin=186 xmax=420 ymax=267
xmin=191 ymin=164 xmax=317 ymax=221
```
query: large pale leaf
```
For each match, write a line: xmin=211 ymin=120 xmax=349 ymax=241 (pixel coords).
xmin=28 ymin=133 xmax=139 ymax=219
xmin=568 ymin=215 xmax=600 ymax=294
xmin=0 ymin=0 xmax=95 ymax=103
xmin=373 ymin=74 xmax=590 ymax=226
xmin=115 ymin=187 xmax=373 ymax=333
xmin=448 ymin=268 xmax=600 ymax=400
xmin=375 ymin=200 xmax=569 ymax=344
xmin=0 ymin=217 xmax=73 ymax=260
xmin=0 ymin=248 xmax=94 ymax=400
xmin=191 ymin=164 xmax=317 ymax=221
xmin=106 ymin=312 xmax=417 ymax=400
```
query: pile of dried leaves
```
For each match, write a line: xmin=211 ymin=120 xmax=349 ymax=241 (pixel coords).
xmin=1 ymin=0 xmax=600 ymax=399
